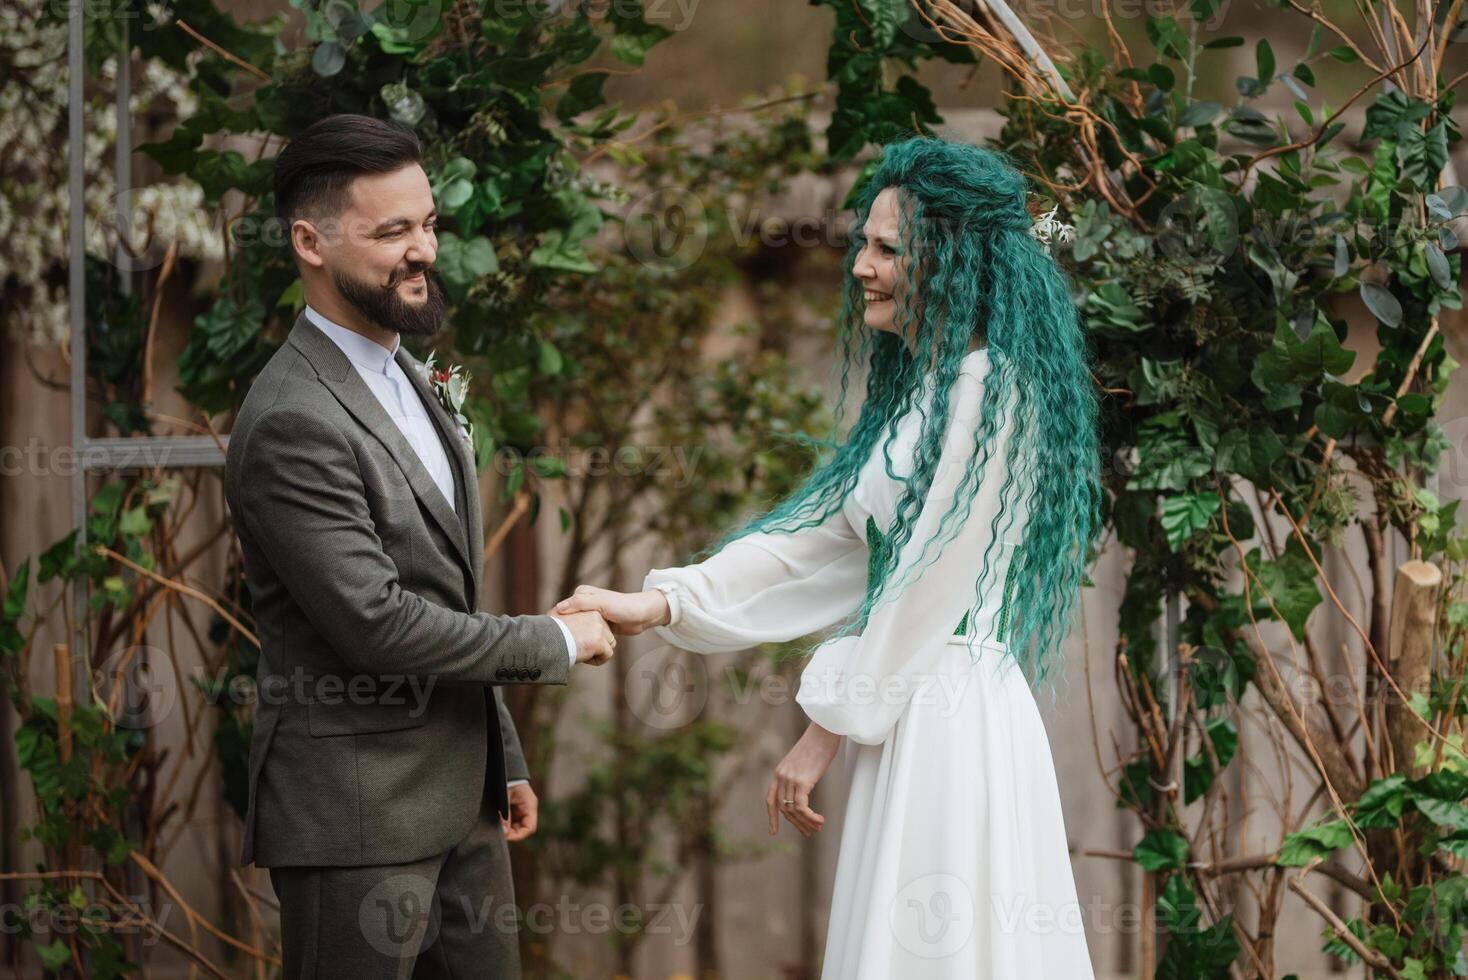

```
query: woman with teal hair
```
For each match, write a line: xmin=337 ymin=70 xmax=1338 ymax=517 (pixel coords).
xmin=556 ymin=136 xmax=1101 ymax=977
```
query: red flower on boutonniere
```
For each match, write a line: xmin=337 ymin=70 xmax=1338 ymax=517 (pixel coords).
xmin=415 ymin=350 xmax=478 ymax=465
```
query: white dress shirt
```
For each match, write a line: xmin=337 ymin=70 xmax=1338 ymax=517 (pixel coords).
xmin=305 ymin=305 xmax=578 ymax=697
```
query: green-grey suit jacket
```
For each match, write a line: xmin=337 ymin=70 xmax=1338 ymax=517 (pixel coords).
xmin=223 ymin=312 xmax=569 ymax=869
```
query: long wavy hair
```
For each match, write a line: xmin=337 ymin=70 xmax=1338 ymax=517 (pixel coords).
xmin=713 ymin=136 xmax=1102 ymax=695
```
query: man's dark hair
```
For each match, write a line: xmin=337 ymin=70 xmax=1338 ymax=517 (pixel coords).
xmin=273 ymin=114 xmax=422 ymax=225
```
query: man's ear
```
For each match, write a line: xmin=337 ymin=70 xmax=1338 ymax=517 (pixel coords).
xmin=290 ymin=217 xmax=327 ymax=270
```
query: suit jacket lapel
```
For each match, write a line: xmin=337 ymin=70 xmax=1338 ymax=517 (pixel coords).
xmin=286 ymin=313 xmax=477 ymax=598
xmin=394 ymin=344 xmax=483 ymax=607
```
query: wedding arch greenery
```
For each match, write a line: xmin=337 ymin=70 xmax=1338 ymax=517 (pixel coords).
xmin=808 ymin=0 xmax=1468 ymax=976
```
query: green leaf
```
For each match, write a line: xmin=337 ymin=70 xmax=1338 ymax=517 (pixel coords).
xmin=609 ymin=22 xmax=672 ymax=66
xmin=37 ymin=940 xmax=72 ymax=972
xmin=435 ymin=232 xmax=499 ymax=286
xmin=1360 ymin=281 xmax=1402 ymax=328
xmin=1354 ymin=775 xmax=1406 ymax=827
xmin=1161 ymin=492 xmax=1220 ymax=551
xmin=1256 ymin=39 xmax=1275 ymax=85
xmin=1397 ymin=119 xmax=1449 ymax=192
xmin=530 ymin=454 xmax=567 ymax=478
xmin=1184 ymin=717 xmax=1238 ymax=803
xmin=1135 ymin=829 xmax=1189 ymax=871
xmin=1415 ymin=797 xmax=1468 ymax=830
xmin=1178 ymin=100 xmax=1222 ymax=128
xmin=311 ymin=41 xmax=345 ymax=77
xmin=1156 ymin=874 xmax=1201 ymax=932
xmin=119 ymin=506 xmax=151 ymax=538
xmin=1247 ymin=241 xmax=1298 ymax=303
xmin=537 ymin=340 xmax=564 ymax=375
xmin=1277 ymin=819 xmax=1354 ymax=865
xmin=1215 ymin=426 xmax=1286 ymax=482
xmin=556 ymin=71 xmax=608 ymax=121
xmin=1290 ymin=316 xmax=1355 ymax=376
xmin=1084 ymin=282 xmax=1149 ymax=335
xmin=1425 ymin=243 xmax=1452 ymax=290
xmin=529 ymin=190 xmax=604 ymax=275
xmin=1243 ymin=544 xmax=1322 ymax=639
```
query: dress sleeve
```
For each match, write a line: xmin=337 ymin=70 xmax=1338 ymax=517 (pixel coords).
xmin=642 ymin=505 xmax=870 ymax=655
xmin=795 ymin=360 xmax=1021 ymax=745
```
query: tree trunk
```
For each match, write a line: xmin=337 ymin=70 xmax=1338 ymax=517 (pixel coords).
xmin=0 ymin=679 xmax=15 ymax=972
xmin=1385 ymin=560 xmax=1439 ymax=779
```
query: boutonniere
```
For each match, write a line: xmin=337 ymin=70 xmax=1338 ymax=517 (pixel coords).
xmin=416 ymin=351 xmax=478 ymax=462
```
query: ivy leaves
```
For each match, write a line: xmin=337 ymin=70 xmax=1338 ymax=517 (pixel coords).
xmin=811 ymin=0 xmax=970 ymax=163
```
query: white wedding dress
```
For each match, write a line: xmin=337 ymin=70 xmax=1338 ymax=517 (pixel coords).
xmin=644 ymin=347 xmax=1095 ymax=978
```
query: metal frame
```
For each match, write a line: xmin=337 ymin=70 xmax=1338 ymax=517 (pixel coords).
xmin=67 ymin=4 xmax=230 ymax=687
xmin=65 ymin=6 xmax=228 ymax=968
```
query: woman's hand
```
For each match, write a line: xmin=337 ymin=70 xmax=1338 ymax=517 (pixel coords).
xmin=766 ymin=722 xmax=842 ymax=838
xmin=555 ymin=585 xmax=670 ymax=636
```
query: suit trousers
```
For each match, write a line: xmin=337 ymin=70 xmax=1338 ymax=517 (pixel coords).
xmin=269 ymin=789 xmax=521 ymax=979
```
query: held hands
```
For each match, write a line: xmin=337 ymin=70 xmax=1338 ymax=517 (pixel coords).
xmin=547 ymin=607 xmax=617 ymax=666
xmin=766 ymin=722 xmax=841 ymax=838
xmin=554 ymin=585 xmax=671 ymax=636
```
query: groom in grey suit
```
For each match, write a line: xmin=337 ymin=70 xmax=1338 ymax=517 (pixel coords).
xmin=223 ymin=114 xmax=615 ymax=978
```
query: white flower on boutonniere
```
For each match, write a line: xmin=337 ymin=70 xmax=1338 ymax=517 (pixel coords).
xmin=416 ymin=350 xmax=478 ymax=465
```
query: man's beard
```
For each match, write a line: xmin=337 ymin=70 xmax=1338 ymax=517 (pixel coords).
xmin=332 ymin=261 xmax=447 ymax=337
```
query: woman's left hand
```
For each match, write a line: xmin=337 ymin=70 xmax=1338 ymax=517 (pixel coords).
xmin=766 ymin=722 xmax=842 ymax=838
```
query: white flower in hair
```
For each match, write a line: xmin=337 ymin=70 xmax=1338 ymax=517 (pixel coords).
xmin=1028 ymin=204 xmax=1076 ymax=256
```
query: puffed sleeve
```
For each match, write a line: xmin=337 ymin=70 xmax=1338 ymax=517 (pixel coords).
xmin=642 ymin=505 xmax=870 ymax=655
xmin=795 ymin=358 xmax=1023 ymax=745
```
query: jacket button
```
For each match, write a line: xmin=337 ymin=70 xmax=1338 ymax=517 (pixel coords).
xmin=518 ymin=668 xmax=532 ymax=680
xmin=531 ymin=668 xmax=542 ymax=680
xmin=495 ymin=668 xmax=507 ymax=679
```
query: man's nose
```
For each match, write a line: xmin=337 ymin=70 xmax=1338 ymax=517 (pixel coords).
xmin=406 ymin=229 xmax=436 ymax=266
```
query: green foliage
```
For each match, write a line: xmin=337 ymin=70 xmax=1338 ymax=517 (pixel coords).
xmin=805 ymin=0 xmax=1466 ymax=971
xmin=126 ymin=0 xmax=679 ymax=468
xmin=807 ymin=0 xmax=972 ymax=172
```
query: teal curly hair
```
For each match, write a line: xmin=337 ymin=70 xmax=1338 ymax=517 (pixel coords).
xmin=715 ymin=136 xmax=1103 ymax=696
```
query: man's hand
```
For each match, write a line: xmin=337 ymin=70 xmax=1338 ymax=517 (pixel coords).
xmin=503 ymin=782 xmax=538 ymax=842
xmin=548 ymin=608 xmax=616 ymax=665
xmin=554 ymin=585 xmax=671 ymax=636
